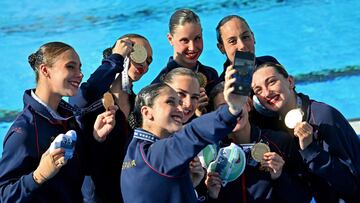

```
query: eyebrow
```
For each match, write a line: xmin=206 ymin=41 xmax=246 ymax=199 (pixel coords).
xmin=68 ymin=61 xmax=81 ymax=67
xmin=252 ymin=75 xmax=276 ymax=89
xmin=241 ymin=30 xmax=251 ymax=35
xmin=177 ymin=88 xmax=200 ymax=97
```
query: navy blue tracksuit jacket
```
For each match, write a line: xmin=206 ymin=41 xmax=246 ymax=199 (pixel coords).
xmin=121 ymin=105 xmax=239 ymax=203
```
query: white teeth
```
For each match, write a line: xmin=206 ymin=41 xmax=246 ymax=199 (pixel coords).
xmin=70 ymin=81 xmax=79 ymax=87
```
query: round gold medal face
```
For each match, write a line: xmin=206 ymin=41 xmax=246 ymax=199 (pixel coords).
xmin=284 ymin=108 xmax=303 ymax=129
xmin=196 ymin=72 xmax=207 ymax=88
xmin=130 ymin=44 xmax=147 ymax=64
xmin=251 ymin=143 xmax=270 ymax=162
xmin=102 ymin=92 xmax=114 ymax=110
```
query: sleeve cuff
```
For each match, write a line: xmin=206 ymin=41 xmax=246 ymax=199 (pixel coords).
xmin=299 ymin=141 xmax=321 ymax=163
xmin=218 ymin=105 xmax=242 ymax=126
xmin=103 ymin=54 xmax=125 ymax=71
xmin=24 ymin=173 xmax=41 ymax=192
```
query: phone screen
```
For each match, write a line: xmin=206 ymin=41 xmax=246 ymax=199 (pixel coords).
xmin=233 ymin=51 xmax=255 ymax=95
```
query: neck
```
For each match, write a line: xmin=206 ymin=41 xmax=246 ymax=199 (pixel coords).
xmin=142 ymin=123 xmax=170 ymax=140
xmin=34 ymin=86 xmax=61 ymax=112
xmin=230 ymin=123 xmax=251 ymax=144
xmin=173 ymin=55 xmax=196 ymax=69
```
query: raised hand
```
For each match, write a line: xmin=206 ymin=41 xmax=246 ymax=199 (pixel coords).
xmin=189 ymin=156 xmax=205 ymax=187
xmin=261 ymin=152 xmax=285 ymax=180
xmin=33 ymin=148 xmax=66 ymax=184
xmin=205 ymin=171 xmax=222 ymax=199
xmin=195 ymin=87 xmax=208 ymax=116
xmin=112 ymin=38 xmax=134 ymax=58
xmin=93 ymin=105 xmax=118 ymax=142
xmin=294 ymin=121 xmax=313 ymax=150
xmin=223 ymin=65 xmax=247 ymax=115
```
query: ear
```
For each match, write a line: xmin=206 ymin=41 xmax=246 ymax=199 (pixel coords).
xmin=217 ymin=42 xmax=225 ymax=54
xmin=141 ymin=106 xmax=154 ymax=121
xmin=288 ymin=76 xmax=295 ymax=90
xmin=38 ymin=64 xmax=50 ymax=78
xmin=167 ymin=33 xmax=174 ymax=46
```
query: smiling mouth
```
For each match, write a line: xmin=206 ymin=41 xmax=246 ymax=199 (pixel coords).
xmin=172 ymin=115 xmax=183 ymax=124
xmin=185 ymin=52 xmax=198 ymax=60
xmin=69 ymin=81 xmax=80 ymax=88
xmin=266 ymin=95 xmax=279 ymax=105
xmin=136 ymin=66 xmax=145 ymax=75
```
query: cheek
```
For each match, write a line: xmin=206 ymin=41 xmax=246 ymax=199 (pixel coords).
xmin=191 ymin=100 xmax=198 ymax=110
xmin=226 ymin=48 xmax=236 ymax=62
xmin=196 ymin=41 xmax=203 ymax=49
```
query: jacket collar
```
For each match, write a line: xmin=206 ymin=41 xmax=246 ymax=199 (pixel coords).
xmin=167 ymin=56 xmax=200 ymax=72
xmin=23 ymin=89 xmax=78 ymax=122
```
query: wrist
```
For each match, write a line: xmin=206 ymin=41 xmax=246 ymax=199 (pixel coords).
xmin=33 ymin=170 xmax=46 ymax=185
xmin=228 ymin=105 xmax=242 ymax=116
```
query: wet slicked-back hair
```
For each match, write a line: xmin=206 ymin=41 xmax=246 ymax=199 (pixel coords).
xmin=254 ymin=62 xmax=289 ymax=78
xmin=161 ymin=67 xmax=198 ymax=85
xmin=129 ymin=83 xmax=171 ymax=128
xmin=102 ymin=33 xmax=149 ymax=59
xmin=28 ymin=42 xmax=74 ymax=82
xmin=169 ymin=9 xmax=201 ymax=35
xmin=216 ymin=15 xmax=251 ymax=44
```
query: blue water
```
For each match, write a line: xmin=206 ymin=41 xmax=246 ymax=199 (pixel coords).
xmin=1 ymin=1 xmax=359 ymax=152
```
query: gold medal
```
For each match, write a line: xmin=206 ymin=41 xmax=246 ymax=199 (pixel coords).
xmin=102 ymin=92 xmax=114 ymax=110
xmin=130 ymin=44 xmax=147 ymax=64
xmin=251 ymin=142 xmax=270 ymax=162
xmin=284 ymin=108 xmax=304 ymax=129
xmin=196 ymin=72 xmax=207 ymax=88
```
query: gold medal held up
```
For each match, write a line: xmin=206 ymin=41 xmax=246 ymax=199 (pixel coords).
xmin=102 ymin=92 xmax=114 ymax=110
xmin=130 ymin=44 xmax=147 ymax=64
xmin=251 ymin=142 xmax=270 ymax=162
xmin=196 ymin=72 xmax=207 ymax=88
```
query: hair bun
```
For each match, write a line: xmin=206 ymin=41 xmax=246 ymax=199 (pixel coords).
xmin=102 ymin=47 xmax=112 ymax=59
xmin=28 ymin=53 xmax=37 ymax=70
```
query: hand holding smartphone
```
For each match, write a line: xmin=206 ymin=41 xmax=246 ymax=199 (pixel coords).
xmin=232 ymin=51 xmax=255 ymax=95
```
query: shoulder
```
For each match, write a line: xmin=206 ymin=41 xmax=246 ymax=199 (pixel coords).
xmin=309 ymin=99 xmax=346 ymax=124
xmin=198 ymin=62 xmax=218 ymax=78
xmin=3 ymin=111 xmax=36 ymax=151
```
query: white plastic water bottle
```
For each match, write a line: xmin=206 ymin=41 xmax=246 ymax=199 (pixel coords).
xmin=49 ymin=130 xmax=77 ymax=160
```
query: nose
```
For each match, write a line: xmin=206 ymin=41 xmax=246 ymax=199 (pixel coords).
xmin=236 ymin=39 xmax=246 ymax=52
xmin=182 ymin=95 xmax=191 ymax=109
xmin=77 ymin=70 xmax=84 ymax=80
xmin=176 ymin=103 xmax=184 ymax=114
xmin=261 ymin=88 xmax=271 ymax=98
xmin=188 ymin=41 xmax=195 ymax=51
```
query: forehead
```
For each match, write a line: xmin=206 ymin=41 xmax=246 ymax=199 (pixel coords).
xmin=168 ymin=75 xmax=200 ymax=93
xmin=132 ymin=37 xmax=152 ymax=55
xmin=173 ymin=22 xmax=202 ymax=36
xmin=156 ymin=86 xmax=178 ymax=100
xmin=56 ymin=49 xmax=80 ymax=64
xmin=220 ymin=18 xmax=251 ymax=37
xmin=253 ymin=66 xmax=279 ymax=83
